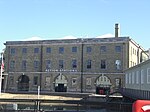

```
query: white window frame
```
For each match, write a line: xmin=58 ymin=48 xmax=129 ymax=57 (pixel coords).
xmin=115 ymin=60 xmax=121 ymax=70
xmin=147 ymin=68 xmax=150 ymax=84
xmin=141 ymin=69 xmax=144 ymax=84
xmin=136 ymin=71 xmax=139 ymax=84
xmin=129 ymin=73 xmax=131 ymax=84
xmin=132 ymin=72 xmax=135 ymax=84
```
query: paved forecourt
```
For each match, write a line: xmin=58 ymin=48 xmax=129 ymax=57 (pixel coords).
xmin=0 ymin=93 xmax=82 ymax=100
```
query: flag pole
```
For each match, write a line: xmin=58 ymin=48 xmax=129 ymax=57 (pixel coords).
xmin=37 ymin=86 xmax=40 ymax=110
xmin=0 ymin=52 xmax=3 ymax=94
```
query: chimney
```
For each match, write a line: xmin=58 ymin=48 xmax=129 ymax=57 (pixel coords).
xmin=149 ymin=48 xmax=150 ymax=59
xmin=115 ymin=23 xmax=120 ymax=37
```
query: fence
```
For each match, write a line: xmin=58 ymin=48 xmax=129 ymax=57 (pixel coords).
xmin=120 ymin=88 xmax=150 ymax=100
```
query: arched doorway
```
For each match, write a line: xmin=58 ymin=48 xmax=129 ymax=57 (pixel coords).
xmin=95 ymin=74 xmax=112 ymax=95
xmin=18 ymin=75 xmax=29 ymax=91
xmin=54 ymin=73 xmax=67 ymax=92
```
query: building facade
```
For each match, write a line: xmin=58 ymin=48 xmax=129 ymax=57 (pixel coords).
xmin=3 ymin=36 xmax=148 ymax=94
xmin=121 ymin=55 xmax=150 ymax=99
xmin=125 ymin=58 xmax=150 ymax=91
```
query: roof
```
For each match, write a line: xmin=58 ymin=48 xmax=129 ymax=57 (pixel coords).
xmin=4 ymin=37 xmax=130 ymax=45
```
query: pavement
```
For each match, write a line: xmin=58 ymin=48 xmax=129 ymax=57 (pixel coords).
xmin=0 ymin=93 xmax=81 ymax=100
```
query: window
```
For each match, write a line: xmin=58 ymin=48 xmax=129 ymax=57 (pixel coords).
xmin=46 ymin=60 xmax=51 ymax=71
xmin=72 ymin=59 xmax=77 ymax=68
xmin=45 ymin=76 xmax=51 ymax=87
xmin=33 ymin=76 xmax=38 ymax=85
xmin=147 ymin=68 xmax=150 ymax=83
xmin=115 ymin=60 xmax=121 ymax=70
xmin=22 ymin=48 xmax=27 ymax=54
xmin=115 ymin=78 xmax=120 ymax=87
xmin=72 ymin=47 xmax=77 ymax=52
xmin=136 ymin=71 xmax=139 ymax=84
xmin=59 ymin=47 xmax=64 ymax=54
xmin=133 ymin=48 xmax=134 ymax=54
xmin=22 ymin=60 xmax=27 ymax=70
xmin=34 ymin=60 xmax=39 ymax=69
xmin=72 ymin=78 xmax=77 ymax=86
xmin=86 ymin=78 xmax=92 ymax=86
xmin=59 ymin=60 xmax=64 ymax=69
xmin=10 ymin=60 xmax=15 ymax=69
xmin=10 ymin=48 xmax=16 ymax=55
xmin=132 ymin=72 xmax=135 ymax=84
xmin=100 ymin=46 xmax=106 ymax=52
xmin=87 ymin=60 xmax=91 ymax=69
xmin=141 ymin=70 xmax=144 ymax=84
xmin=87 ymin=47 xmax=92 ymax=53
xmin=34 ymin=48 xmax=39 ymax=53
xmin=131 ymin=47 xmax=132 ymax=55
xmin=129 ymin=73 xmax=131 ymax=84
xmin=46 ymin=47 xmax=51 ymax=53
xmin=125 ymin=74 xmax=128 ymax=84
xmin=130 ymin=61 xmax=132 ymax=67
xmin=115 ymin=46 xmax=121 ymax=52
xmin=101 ymin=60 xmax=106 ymax=69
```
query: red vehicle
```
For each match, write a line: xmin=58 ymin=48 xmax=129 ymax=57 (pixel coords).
xmin=132 ymin=100 xmax=150 ymax=112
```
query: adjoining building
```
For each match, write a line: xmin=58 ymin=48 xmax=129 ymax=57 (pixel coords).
xmin=3 ymin=24 xmax=149 ymax=94
xmin=125 ymin=58 xmax=150 ymax=90
xmin=122 ymin=53 xmax=150 ymax=99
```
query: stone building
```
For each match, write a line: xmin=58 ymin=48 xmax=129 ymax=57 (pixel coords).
xmin=3 ymin=35 xmax=148 ymax=94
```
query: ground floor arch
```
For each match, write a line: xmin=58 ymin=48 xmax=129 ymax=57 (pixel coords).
xmin=54 ymin=73 xmax=68 ymax=92
xmin=6 ymin=72 xmax=123 ymax=93
xmin=17 ymin=75 xmax=29 ymax=91
xmin=95 ymin=74 xmax=112 ymax=95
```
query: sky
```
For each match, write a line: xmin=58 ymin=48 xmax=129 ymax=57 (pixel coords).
xmin=0 ymin=0 xmax=150 ymax=52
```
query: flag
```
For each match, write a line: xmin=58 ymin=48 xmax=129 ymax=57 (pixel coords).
xmin=1 ymin=54 xmax=4 ymax=72
xmin=1 ymin=62 xmax=4 ymax=72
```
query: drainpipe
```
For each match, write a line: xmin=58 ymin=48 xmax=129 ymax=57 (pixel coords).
xmin=81 ymin=39 xmax=84 ymax=93
xmin=40 ymin=44 xmax=43 ymax=90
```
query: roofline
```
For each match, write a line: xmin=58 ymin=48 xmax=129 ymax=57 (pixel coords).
xmin=4 ymin=37 xmax=130 ymax=45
